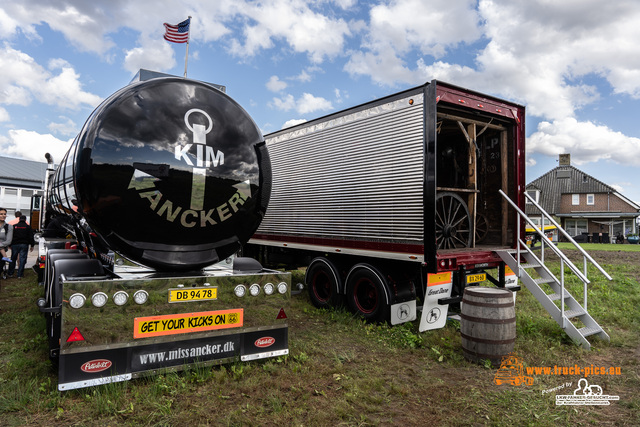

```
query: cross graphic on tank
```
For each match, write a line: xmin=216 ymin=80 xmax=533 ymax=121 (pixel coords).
xmin=174 ymin=108 xmax=225 ymax=210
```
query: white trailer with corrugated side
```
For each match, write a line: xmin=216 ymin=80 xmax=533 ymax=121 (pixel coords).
xmin=245 ymin=80 xmax=525 ymax=330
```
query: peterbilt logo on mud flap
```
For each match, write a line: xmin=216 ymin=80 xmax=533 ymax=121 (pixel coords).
xmin=129 ymin=108 xmax=252 ymax=228
xmin=81 ymin=359 xmax=113 ymax=373
xmin=255 ymin=337 xmax=275 ymax=348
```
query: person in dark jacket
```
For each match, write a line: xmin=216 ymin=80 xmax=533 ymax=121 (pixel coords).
xmin=8 ymin=215 xmax=35 ymax=279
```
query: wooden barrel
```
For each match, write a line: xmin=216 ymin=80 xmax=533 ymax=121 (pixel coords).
xmin=460 ymin=287 xmax=516 ymax=367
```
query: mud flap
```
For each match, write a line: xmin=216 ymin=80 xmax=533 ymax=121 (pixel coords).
xmin=419 ymin=272 xmax=453 ymax=332
xmin=390 ymin=300 xmax=417 ymax=325
xmin=505 ymin=265 xmax=518 ymax=304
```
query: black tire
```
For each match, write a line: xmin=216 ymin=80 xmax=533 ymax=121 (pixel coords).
xmin=305 ymin=257 xmax=343 ymax=309
xmin=345 ymin=264 xmax=390 ymax=322
xmin=435 ymin=192 xmax=472 ymax=249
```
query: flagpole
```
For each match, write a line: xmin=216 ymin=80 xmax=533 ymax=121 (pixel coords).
xmin=183 ymin=16 xmax=192 ymax=78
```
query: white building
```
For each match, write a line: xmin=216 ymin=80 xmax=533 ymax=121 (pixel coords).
xmin=0 ymin=156 xmax=48 ymax=223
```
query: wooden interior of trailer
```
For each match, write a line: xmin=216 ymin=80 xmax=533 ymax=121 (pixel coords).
xmin=435 ymin=104 xmax=516 ymax=250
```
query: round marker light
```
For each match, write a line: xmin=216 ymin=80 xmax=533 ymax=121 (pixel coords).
xmin=234 ymin=284 xmax=247 ymax=297
xmin=249 ymin=283 xmax=261 ymax=297
xmin=264 ymin=282 xmax=275 ymax=295
xmin=91 ymin=292 xmax=108 ymax=308
xmin=277 ymin=282 xmax=288 ymax=295
xmin=69 ymin=293 xmax=86 ymax=309
xmin=133 ymin=290 xmax=149 ymax=305
xmin=113 ymin=290 xmax=129 ymax=306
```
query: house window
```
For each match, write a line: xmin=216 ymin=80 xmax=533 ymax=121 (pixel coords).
xmin=565 ymin=219 xmax=587 ymax=237
xmin=526 ymin=189 xmax=539 ymax=204
xmin=572 ymin=194 xmax=580 ymax=205
xmin=587 ymin=194 xmax=594 ymax=205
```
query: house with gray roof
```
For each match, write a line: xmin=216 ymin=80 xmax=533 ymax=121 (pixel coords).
xmin=526 ymin=156 xmax=640 ymax=243
xmin=0 ymin=155 xmax=48 ymax=222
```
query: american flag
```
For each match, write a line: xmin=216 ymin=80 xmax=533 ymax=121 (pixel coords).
xmin=164 ymin=18 xmax=190 ymax=43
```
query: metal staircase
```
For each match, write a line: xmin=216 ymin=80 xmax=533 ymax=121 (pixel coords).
xmin=496 ymin=190 xmax=612 ymax=350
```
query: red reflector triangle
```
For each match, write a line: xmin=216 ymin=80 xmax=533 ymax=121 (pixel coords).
xmin=276 ymin=308 xmax=287 ymax=320
xmin=66 ymin=327 xmax=85 ymax=342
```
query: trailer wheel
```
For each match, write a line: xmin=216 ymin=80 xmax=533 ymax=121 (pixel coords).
xmin=346 ymin=264 xmax=390 ymax=323
xmin=436 ymin=192 xmax=472 ymax=249
xmin=305 ymin=258 xmax=343 ymax=309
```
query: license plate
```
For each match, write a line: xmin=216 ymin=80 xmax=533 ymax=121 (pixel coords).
xmin=466 ymin=273 xmax=486 ymax=284
xmin=168 ymin=287 xmax=218 ymax=303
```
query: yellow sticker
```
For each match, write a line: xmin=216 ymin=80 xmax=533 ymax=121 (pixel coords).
xmin=133 ymin=309 xmax=243 ymax=339
xmin=427 ymin=272 xmax=452 ymax=286
xmin=505 ymin=265 xmax=514 ymax=275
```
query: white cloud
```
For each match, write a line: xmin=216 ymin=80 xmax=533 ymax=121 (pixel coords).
xmin=0 ymin=45 xmax=101 ymax=110
xmin=297 ymin=92 xmax=332 ymax=114
xmin=367 ymin=0 xmax=480 ymax=58
xmin=345 ymin=0 xmax=481 ymax=86
xmin=124 ymin=38 xmax=176 ymax=74
xmin=0 ymin=3 xmax=117 ymax=54
xmin=266 ymin=75 xmax=287 ymax=92
xmin=269 ymin=93 xmax=333 ymax=114
xmin=282 ymin=118 xmax=307 ymax=128
xmin=528 ymin=118 xmax=640 ymax=166
xmin=227 ymin=0 xmax=354 ymax=63
xmin=330 ymin=0 xmax=357 ymax=9
xmin=270 ymin=92 xmax=333 ymax=115
xmin=4 ymin=129 xmax=73 ymax=162
xmin=270 ymin=94 xmax=296 ymax=112
xmin=48 ymin=116 xmax=78 ymax=137
xmin=0 ymin=107 xmax=9 ymax=122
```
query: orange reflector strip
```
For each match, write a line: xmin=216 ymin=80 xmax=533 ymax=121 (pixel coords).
xmin=427 ymin=272 xmax=452 ymax=286
xmin=67 ymin=327 xmax=85 ymax=342
xmin=276 ymin=308 xmax=287 ymax=320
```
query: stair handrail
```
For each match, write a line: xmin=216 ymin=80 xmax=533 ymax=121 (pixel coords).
xmin=499 ymin=190 xmax=590 ymax=284
xmin=521 ymin=192 xmax=612 ymax=281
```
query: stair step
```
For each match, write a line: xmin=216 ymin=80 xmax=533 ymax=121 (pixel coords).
xmin=563 ymin=308 xmax=586 ymax=319
xmin=520 ymin=263 xmax=541 ymax=269
xmin=533 ymin=277 xmax=556 ymax=285
xmin=578 ymin=326 xmax=602 ymax=338
xmin=547 ymin=293 xmax=566 ymax=301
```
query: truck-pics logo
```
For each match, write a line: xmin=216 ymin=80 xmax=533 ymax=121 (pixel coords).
xmin=81 ymin=359 xmax=113 ymax=373
xmin=255 ymin=337 xmax=275 ymax=348
xmin=494 ymin=354 xmax=534 ymax=386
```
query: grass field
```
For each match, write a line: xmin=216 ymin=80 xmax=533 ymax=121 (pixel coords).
xmin=0 ymin=244 xmax=638 ymax=426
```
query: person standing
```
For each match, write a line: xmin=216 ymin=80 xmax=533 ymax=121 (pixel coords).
xmin=0 ymin=208 xmax=13 ymax=265
xmin=8 ymin=211 xmax=24 ymax=226
xmin=8 ymin=215 xmax=35 ymax=279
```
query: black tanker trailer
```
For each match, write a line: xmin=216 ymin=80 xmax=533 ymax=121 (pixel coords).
xmin=36 ymin=71 xmax=290 ymax=391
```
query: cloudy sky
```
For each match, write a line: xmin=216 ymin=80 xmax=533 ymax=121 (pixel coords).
xmin=2 ymin=0 xmax=640 ymax=202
